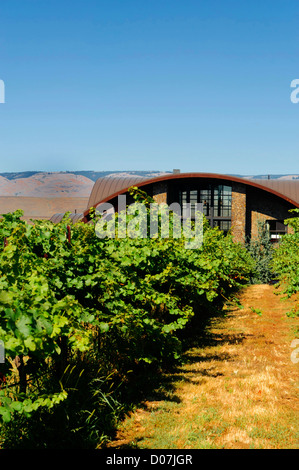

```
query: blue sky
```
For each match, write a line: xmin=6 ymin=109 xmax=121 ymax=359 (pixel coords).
xmin=0 ymin=0 xmax=298 ymax=175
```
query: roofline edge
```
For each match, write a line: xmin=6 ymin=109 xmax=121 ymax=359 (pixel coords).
xmin=83 ymin=172 xmax=299 ymax=220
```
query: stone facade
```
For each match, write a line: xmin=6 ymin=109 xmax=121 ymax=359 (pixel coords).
xmin=149 ymin=180 xmax=296 ymax=243
xmin=152 ymin=181 xmax=168 ymax=204
xmin=246 ymin=188 xmax=293 ymax=239
xmin=231 ymin=183 xmax=247 ymax=243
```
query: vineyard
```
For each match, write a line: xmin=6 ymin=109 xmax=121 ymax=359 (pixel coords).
xmin=0 ymin=189 xmax=298 ymax=449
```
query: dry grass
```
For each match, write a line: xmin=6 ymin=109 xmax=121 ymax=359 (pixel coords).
xmin=105 ymin=284 xmax=299 ymax=449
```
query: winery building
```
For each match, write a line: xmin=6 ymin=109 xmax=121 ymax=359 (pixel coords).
xmin=51 ymin=172 xmax=299 ymax=244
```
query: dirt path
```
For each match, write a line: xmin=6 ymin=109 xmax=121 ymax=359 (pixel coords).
xmin=106 ymin=284 xmax=299 ymax=449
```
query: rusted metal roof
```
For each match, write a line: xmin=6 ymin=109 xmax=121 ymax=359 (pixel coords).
xmin=87 ymin=175 xmax=149 ymax=208
xmin=247 ymin=179 xmax=299 ymax=206
xmin=50 ymin=212 xmax=84 ymax=223
xmin=49 ymin=213 xmax=64 ymax=223
xmin=85 ymin=173 xmax=299 ymax=218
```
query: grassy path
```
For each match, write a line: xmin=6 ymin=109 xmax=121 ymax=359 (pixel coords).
xmin=106 ymin=284 xmax=299 ymax=449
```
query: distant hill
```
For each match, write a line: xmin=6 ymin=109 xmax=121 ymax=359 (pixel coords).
xmin=0 ymin=171 xmax=298 ymax=197
xmin=0 ymin=172 xmax=94 ymax=197
xmin=233 ymin=174 xmax=299 ymax=180
xmin=0 ymin=171 xmax=172 ymax=197
xmin=0 ymin=170 xmax=171 ymax=183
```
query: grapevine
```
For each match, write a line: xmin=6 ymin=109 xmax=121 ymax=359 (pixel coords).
xmin=0 ymin=190 xmax=256 ymax=445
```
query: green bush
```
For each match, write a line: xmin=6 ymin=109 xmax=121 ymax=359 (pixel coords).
xmin=246 ymin=220 xmax=274 ymax=284
xmin=0 ymin=190 xmax=255 ymax=447
xmin=271 ymin=209 xmax=299 ymax=296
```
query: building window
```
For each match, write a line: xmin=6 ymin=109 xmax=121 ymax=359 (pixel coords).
xmin=266 ymin=220 xmax=288 ymax=242
xmin=213 ymin=220 xmax=231 ymax=233
xmin=178 ymin=184 xmax=232 ymax=234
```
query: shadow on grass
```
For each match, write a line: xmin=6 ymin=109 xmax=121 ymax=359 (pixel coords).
xmin=0 ymin=304 xmax=249 ymax=449
xmin=106 ymin=305 xmax=250 ymax=449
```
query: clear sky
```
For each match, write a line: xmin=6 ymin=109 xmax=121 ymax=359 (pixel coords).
xmin=0 ymin=0 xmax=298 ymax=175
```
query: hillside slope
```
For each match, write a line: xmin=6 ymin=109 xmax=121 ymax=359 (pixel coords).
xmin=0 ymin=173 xmax=94 ymax=197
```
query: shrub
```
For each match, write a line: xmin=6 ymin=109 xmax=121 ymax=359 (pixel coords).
xmin=0 ymin=191 xmax=254 ymax=446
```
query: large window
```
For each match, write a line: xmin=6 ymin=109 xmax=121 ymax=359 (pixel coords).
xmin=266 ymin=220 xmax=287 ymax=242
xmin=178 ymin=184 xmax=232 ymax=234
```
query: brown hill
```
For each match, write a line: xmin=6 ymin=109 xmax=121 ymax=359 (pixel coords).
xmin=0 ymin=172 xmax=94 ymax=197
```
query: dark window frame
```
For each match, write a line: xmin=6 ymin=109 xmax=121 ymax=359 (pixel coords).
xmin=177 ymin=184 xmax=232 ymax=234
xmin=266 ymin=219 xmax=288 ymax=242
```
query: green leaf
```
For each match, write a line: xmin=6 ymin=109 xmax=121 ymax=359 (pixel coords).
xmin=24 ymin=336 xmax=37 ymax=351
xmin=0 ymin=407 xmax=12 ymax=422
xmin=98 ymin=322 xmax=109 ymax=333
xmin=36 ymin=317 xmax=53 ymax=335
xmin=0 ymin=291 xmax=13 ymax=305
xmin=10 ymin=401 xmax=23 ymax=412
xmin=16 ymin=315 xmax=31 ymax=337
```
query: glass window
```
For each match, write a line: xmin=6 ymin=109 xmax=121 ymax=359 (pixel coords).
xmin=213 ymin=185 xmax=232 ymax=217
xmin=179 ymin=191 xmax=188 ymax=218
xmin=266 ymin=220 xmax=287 ymax=242
xmin=199 ymin=188 xmax=211 ymax=216
xmin=177 ymin=184 xmax=232 ymax=234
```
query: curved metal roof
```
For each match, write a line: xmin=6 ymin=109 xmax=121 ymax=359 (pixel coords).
xmin=49 ymin=213 xmax=65 ymax=223
xmin=50 ymin=212 xmax=84 ymax=224
xmin=87 ymin=175 xmax=149 ymax=208
xmin=246 ymin=179 xmax=299 ymax=205
xmin=85 ymin=173 xmax=299 ymax=219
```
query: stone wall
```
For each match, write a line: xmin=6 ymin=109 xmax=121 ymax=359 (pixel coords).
xmin=231 ymin=183 xmax=246 ymax=243
xmin=230 ymin=184 xmax=295 ymax=242
xmin=152 ymin=182 xmax=168 ymax=204
xmin=139 ymin=179 xmax=297 ymax=243
xmin=246 ymin=188 xmax=294 ymax=239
